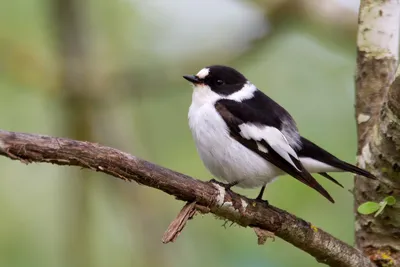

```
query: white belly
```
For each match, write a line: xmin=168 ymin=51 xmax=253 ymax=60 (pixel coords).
xmin=188 ymin=103 xmax=282 ymax=188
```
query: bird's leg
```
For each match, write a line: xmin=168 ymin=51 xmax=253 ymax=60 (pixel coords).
xmin=208 ymin=179 xmax=239 ymax=190
xmin=255 ymin=185 xmax=266 ymax=200
xmin=224 ymin=181 xmax=239 ymax=190
xmin=255 ymin=185 xmax=269 ymax=205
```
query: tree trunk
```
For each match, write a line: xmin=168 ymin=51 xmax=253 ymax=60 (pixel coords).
xmin=355 ymin=0 xmax=400 ymax=265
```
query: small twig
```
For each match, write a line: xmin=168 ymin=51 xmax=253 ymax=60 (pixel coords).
xmin=162 ymin=202 xmax=197 ymax=243
xmin=253 ymin=227 xmax=275 ymax=245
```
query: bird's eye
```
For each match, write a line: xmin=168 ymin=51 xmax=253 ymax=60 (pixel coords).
xmin=216 ymin=80 xmax=224 ymax=85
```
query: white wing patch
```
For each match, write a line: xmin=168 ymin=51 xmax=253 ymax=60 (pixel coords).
xmin=300 ymin=157 xmax=339 ymax=173
xmin=196 ymin=68 xmax=210 ymax=79
xmin=256 ymin=142 xmax=268 ymax=153
xmin=238 ymin=123 xmax=301 ymax=171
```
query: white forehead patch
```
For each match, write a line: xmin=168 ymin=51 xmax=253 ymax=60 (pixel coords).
xmin=196 ymin=68 xmax=210 ymax=79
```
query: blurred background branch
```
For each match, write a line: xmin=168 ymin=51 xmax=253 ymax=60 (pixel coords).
xmin=236 ymin=0 xmax=357 ymax=63
xmin=54 ymin=0 xmax=93 ymax=266
xmin=54 ymin=0 xmax=168 ymax=266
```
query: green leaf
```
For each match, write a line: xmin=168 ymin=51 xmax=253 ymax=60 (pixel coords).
xmin=374 ymin=201 xmax=387 ymax=217
xmin=384 ymin=196 xmax=396 ymax=206
xmin=358 ymin=202 xmax=381 ymax=215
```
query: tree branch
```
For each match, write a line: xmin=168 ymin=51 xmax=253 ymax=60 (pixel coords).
xmin=0 ymin=129 xmax=374 ymax=267
xmin=355 ymin=0 xmax=400 ymax=265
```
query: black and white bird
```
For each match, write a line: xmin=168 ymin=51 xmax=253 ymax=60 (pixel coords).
xmin=183 ymin=65 xmax=376 ymax=203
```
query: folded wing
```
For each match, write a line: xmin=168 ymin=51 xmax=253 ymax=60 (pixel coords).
xmin=215 ymin=99 xmax=335 ymax=203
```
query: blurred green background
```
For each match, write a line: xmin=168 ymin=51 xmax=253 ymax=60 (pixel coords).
xmin=0 ymin=0 xmax=362 ymax=266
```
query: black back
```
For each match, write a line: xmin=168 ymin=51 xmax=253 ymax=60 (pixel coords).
xmin=215 ymin=90 xmax=298 ymax=136
xmin=241 ymin=90 xmax=297 ymax=130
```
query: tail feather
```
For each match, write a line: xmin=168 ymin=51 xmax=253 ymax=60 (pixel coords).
xmin=298 ymin=137 xmax=376 ymax=180
xmin=318 ymin=172 xmax=344 ymax=188
xmin=331 ymin=159 xmax=376 ymax=179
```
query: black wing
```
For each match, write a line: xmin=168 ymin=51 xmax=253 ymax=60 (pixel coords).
xmin=235 ymin=90 xmax=298 ymax=131
xmin=297 ymin=137 xmax=376 ymax=179
xmin=215 ymin=98 xmax=335 ymax=203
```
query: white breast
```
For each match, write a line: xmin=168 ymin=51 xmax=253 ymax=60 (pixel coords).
xmin=188 ymin=103 xmax=282 ymax=188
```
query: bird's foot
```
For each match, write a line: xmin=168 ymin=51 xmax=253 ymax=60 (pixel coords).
xmin=256 ymin=198 xmax=269 ymax=206
xmin=255 ymin=194 xmax=269 ymax=205
xmin=208 ymin=179 xmax=239 ymax=191
xmin=208 ymin=180 xmax=257 ymax=216
xmin=208 ymin=179 xmax=240 ymax=207
xmin=255 ymin=185 xmax=269 ymax=206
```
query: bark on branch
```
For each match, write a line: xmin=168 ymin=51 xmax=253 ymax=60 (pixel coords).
xmin=0 ymin=129 xmax=373 ymax=267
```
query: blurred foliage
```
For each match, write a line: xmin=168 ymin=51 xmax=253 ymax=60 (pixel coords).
xmin=0 ymin=0 xmax=361 ymax=267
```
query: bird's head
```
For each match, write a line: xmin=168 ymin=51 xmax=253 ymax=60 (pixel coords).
xmin=183 ymin=65 xmax=249 ymax=98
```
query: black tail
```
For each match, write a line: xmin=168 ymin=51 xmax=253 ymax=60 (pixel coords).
xmin=298 ymin=137 xmax=376 ymax=181
xmin=330 ymin=158 xmax=376 ymax=179
xmin=318 ymin=172 xmax=344 ymax=188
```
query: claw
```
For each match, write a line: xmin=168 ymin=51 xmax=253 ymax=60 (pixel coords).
xmin=208 ymin=179 xmax=238 ymax=190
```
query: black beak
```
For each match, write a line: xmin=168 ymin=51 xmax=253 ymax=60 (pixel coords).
xmin=183 ymin=75 xmax=201 ymax=84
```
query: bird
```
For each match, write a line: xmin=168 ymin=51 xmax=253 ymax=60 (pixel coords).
xmin=183 ymin=65 xmax=376 ymax=203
